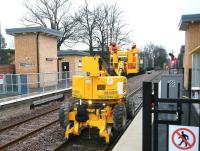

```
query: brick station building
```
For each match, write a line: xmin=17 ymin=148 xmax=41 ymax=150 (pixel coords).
xmin=6 ymin=26 xmax=63 ymax=74
xmin=6 ymin=26 xmax=63 ymax=86
xmin=179 ymin=14 xmax=200 ymax=90
xmin=58 ymin=50 xmax=89 ymax=77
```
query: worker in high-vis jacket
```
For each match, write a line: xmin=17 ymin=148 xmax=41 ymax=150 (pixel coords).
xmin=109 ymin=42 xmax=119 ymax=54
xmin=130 ymin=43 xmax=139 ymax=53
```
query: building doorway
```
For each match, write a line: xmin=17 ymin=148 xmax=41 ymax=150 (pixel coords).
xmin=62 ymin=62 xmax=69 ymax=79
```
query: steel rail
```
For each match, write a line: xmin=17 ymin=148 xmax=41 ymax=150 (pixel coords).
xmin=0 ymin=120 xmax=59 ymax=150
xmin=54 ymin=71 xmax=164 ymax=151
xmin=104 ymin=71 xmax=163 ymax=151
xmin=0 ymin=107 xmax=59 ymax=133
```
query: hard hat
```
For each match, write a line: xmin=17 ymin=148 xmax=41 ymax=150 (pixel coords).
xmin=111 ymin=42 xmax=116 ymax=46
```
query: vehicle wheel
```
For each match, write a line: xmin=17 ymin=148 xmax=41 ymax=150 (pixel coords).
xmin=113 ymin=104 xmax=127 ymax=131
xmin=59 ymin=102 xmax=72 ymax=128
xmin=125 ymin=97 xmax=135 ymax=119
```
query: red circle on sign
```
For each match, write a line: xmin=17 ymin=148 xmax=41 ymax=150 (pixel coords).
xmin=172 ymin=128 xmax=196 ymax=150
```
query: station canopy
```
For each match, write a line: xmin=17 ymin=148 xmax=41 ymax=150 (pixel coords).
xmin=6 ymin=26 xmax=63 ymax=37
xmin=179 ymin=14 xmax=200 ymax=31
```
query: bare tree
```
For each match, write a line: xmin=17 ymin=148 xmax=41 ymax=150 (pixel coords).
xmin=94 ymin=4 xmax=109 ymax=52
xmin=22 ymin=0 xmax=78 ymax=50
xmin=143 ymin=43 xmax=167 ymax=69
xmin=143 ymin=43 xmax=154 ymax=69
xmin=94 ymin=4 xmax=131 ymax=52
xmin=107 ymin=5 xmax=131 ymax=46
xmin=0 ymin=34 xmax=6 ymax=48
xmin=75 ymin=0 xmax=97 ymax=55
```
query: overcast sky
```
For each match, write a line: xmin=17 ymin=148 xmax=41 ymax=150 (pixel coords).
xmin=0 ymin=0 xmax=200 ymax=56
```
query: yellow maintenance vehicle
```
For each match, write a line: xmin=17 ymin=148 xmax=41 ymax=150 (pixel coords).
xmin=59 ymin=55 xmax=135 ymax=143
xmin=109 ymin=43 xmax=140 ymax=76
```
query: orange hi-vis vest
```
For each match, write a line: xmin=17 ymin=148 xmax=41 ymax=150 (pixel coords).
xmin=130 ymin=47 xmax=139 ymax=54
xmin=109 ymin=45 xmax=118 ymax=54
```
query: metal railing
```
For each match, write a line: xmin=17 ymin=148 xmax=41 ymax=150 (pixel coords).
xmin=0 ymin=71 xmax=83 ymax=98
xmin=143 ymin=82 xmax=200 ymax=151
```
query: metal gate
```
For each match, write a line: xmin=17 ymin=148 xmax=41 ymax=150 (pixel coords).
xmin=142 ymin=82 xmax=200 ymax=151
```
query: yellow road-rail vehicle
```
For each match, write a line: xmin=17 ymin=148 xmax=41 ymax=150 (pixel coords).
xmin=110 ymin=49 xmax=140 ymax=76
xmin=109 ymin=43 xmax=140 ymax=76
xmin=59 ymin=56 xmax=135 ymax=143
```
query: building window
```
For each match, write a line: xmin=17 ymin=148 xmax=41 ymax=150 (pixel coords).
xmin=192 ymin=52 xmax=200 ymax=89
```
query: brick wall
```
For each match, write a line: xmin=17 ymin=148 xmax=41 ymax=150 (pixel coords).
xmin=14 ymin=33 xmax=58 ymax=87
xmin=58 ymin=55 xmax=83 ymax=77
xmin=14 ymin=33 xmax=38 ymax=74
xmin=184 ymin=23 xmax=200 ymax=89
xmin=0 ymin=65 xmax=14 ymax=74
xmin=39 ymin=34 xmax=58 ymax=86
xmin=39 ymin=34 xmax=57 ymax=73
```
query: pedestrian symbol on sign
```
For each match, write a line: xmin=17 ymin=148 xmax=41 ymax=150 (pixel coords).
xmin=169 ymin=125 xmax=199 ymax=151
xmin=178 ymin=131 xmax=189 ymax=147
xmin=172 ymin=128 xmax=195 ymax=150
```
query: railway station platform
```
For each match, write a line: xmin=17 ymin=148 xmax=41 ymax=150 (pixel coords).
xmin=0 ymin=87 xmax=71 ymax=120
xmin=113 ymin=109 xmax=142 ymax=151
xmin=0 ymin=88 xmax=71 ymax=107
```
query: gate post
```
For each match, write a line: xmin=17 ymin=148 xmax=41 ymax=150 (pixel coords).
xmin=153 ymin=83 xmax=158 ymax=151
xmin=188 ymin=68 xmax=192 ymax=125
xmin=142 ymin=82 xmax=152 ymax=151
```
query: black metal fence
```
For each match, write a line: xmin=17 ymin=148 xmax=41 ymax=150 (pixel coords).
xmin=143 ymin=82 xmax=200 ymax=151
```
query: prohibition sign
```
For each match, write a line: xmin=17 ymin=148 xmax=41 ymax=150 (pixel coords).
xmin=0 ymin=74 xmax=3 ymax=84
xmin=172 ymin=128 xmax=196 ymax=150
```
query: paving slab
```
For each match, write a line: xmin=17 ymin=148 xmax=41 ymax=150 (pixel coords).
xmin=113 ymin=109 xmax=142 ymax=151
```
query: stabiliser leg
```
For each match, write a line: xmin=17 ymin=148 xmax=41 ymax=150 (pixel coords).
xmin=64 ymin=105 xmax=113 ymax=143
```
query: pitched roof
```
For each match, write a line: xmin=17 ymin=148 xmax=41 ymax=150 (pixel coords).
xmin=179 ymin=14 xmax=200 ymax=30
xmin=6 ymin=26 xmax=63 ymax=37
xmin=58 ymin=50 xmax=90 ymax=56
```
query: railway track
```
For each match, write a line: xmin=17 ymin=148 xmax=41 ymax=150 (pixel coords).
xmin=54 ymin=71 xmax=163 ymax=151
xmin=0 ymin=71 xmax=164 ymax=150
xmin=0 ymin=107 xmax=59 ymax=133
xmin=0 ymin=107 xmax=60 ymax=150
xmin=103 ymin=88 xmax=143 ymax=151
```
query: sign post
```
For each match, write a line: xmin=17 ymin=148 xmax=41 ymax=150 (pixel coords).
xmin=0 ymin=22 xmax=2 ymax=65
xmin=0 ymin=74 xmax=3 ymax=84
xmin=169 ymin=125 xmax=199 ymax=151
